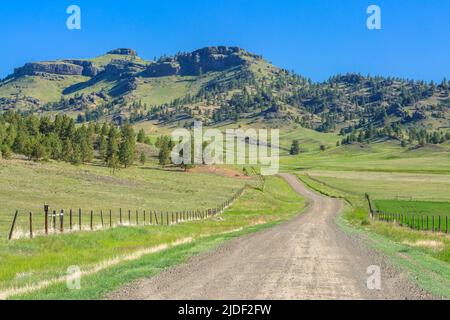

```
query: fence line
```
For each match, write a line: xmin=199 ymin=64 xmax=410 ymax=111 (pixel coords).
xmin=371 ymin=210 xmax=449 ymax=234
xmin=374 ymin=211 xmax=450 ymax=234
xmin=8 ymin=185 xmax=247 ymax=241
xmin=365 ymin=193 xmax=449 ymax=234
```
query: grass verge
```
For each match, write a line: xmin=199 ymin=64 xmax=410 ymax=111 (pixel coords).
xmin=296 ymin=172 xmax=450 ymax=298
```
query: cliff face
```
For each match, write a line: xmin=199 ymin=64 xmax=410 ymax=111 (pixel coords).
xmin=144 ymin=46 xmax=257 ymax=77
xmin=14 ymin=61 xmax=99 ymax=77
xmin=63 ymin=60 xmax=99 ymax=76
xmin=104 ymin=59 xmax=147 ymax=76
xmin=14 ymin=62 xmax=84 ymax=77
xmin=143 ymin=61 xmax=181 ymax=77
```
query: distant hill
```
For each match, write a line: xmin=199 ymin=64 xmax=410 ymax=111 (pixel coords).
xmin=0 ymin=46 xmax=449 ymax=135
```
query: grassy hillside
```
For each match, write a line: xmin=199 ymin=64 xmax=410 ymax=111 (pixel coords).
xmin=87 ymin=53 xmax=151 ymax=68
xmin=0 ymin=158 xmax=250 ymax=239
xmin=0 ymin=75 xmax=90 ymax=106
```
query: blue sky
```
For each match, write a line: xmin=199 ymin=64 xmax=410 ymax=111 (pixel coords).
xmin=0 ymin=0 xmax=449 ymax=82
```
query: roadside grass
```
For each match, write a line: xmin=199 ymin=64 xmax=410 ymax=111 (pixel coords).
xmin=0 ymin=158 xmax=249 ymax=239
xmin=296 ymin=171 xmax=450 ymax=297
xmin=12 ymin=223 xmax=279 ymax=300
xmin=2 ymin=175 xmax=305 ymax=299
xmin=337 ymin=214 xmax=450 ymax=299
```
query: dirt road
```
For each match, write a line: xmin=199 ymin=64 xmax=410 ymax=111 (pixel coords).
xmin=108 ymin=173 xmax=431 ymax=300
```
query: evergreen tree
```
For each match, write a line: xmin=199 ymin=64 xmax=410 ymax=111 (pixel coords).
xmin=119 ymin=124 xmax=136 ymax=168
xmin=137 ymin=129 xmax=146 ymax=143
xmin=157 ymin=136 xmax=173 ymax=166
xmin=290 ymin=140 xmax=300 ymax=155
xmin=106 ymin=126 xmax=119 ymax=166
xmin=140 ymin=152 xmax=146 ymax=165
xmin=1 ymin=144 xmax=12 ymax=160
xmin=31 ymin=139 xmax=48 ymax=161
xmin=98 ymin=135 xmax=107 ymax=160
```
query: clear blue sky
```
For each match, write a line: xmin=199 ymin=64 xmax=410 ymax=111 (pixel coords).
xmin=0 ymin=0 xmax=449 ymax=82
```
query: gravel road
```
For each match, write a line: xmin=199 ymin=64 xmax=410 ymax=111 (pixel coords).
xmin=108 ymin=173 xmax=433 ymax=300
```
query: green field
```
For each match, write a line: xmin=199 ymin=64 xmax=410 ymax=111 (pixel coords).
xmin=282 ymin=139 xmax=450 ymax=174
xmin=374 ymin=200 xmax=450 ymax=217
xmin=301 ymin=170 xmax=450 ymax=201
xmin=0 ymin=169 xmax=305 ymax=299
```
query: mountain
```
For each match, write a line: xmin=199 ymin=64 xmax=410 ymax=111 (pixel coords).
xmin=0 ymin=46 xmax=449 ymax=136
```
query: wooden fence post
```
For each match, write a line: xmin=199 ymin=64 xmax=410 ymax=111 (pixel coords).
xmin=44 ymin=205 xmax=49 ymax=235
xmin=166 ymin=212 xmax=169 ymax=225
xmin=119 ymin=208 xmax=122 ymax=225
xmin=79 ymin=208 xmax=82 ymax=231
xmin=128 ymin=210 xmax=131 ymax=225
xmin=70 ymin=209 xmax=73 ymax=231
xmin=109 ymin=210 xmax=112 ymax=228
xmin=8 ymin=210 xmax=19 ymax=241
xmin=150 ymin=210 xmax=153 ymax=225
xmin=446 ymin=216 xmax=449 ymax=234
xmin=155 ymin=211 xmax=158 ymax=225
xmin=29 ymin=212 xmax=33 ymax=239
xmin=160 ymin=212 xmax=163 ymax=225
xmin=100 ymin=210 xmax=104 ymax=228
xmin=143 ymin=210 xmax=146 ymax=226
xmin=53 ymin=210 xmax=56 ymax=231
xmin=136 ymin=210 xmax=139 ymax=225
xmin=60 ymin=210 xmax=64 ymax=233
xmin=90 ymin=210 xmax=93 ymax=231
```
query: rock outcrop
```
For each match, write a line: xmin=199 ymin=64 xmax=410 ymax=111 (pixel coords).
xmin=143 ymin=61 xmax=181 ymax=77
xmin=144 ymin=46 xmax=259 ymax=77
xmin=14 ymin=61 xmax=99 ymax=77
xmin=107 ymin=48 xmax=138 ymax=56
xmin=63 ymin=60 xmax=99 ymax=76
xmin=14 ymin=62 xmax=84 ymax=77
xmin=103 ymin=59 xmax=147 ymax=77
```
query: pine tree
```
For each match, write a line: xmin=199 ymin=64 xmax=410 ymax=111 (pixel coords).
xmin=140 ymin=152 xmax=146 ymax=165
xmin=137 ymin=129 xmax=146 ymax=143
xmin=98 ymin=135 xmax=107 ymax=160
xmin=290 ymin=140 xmax=300 ymax=155
xmin=31 ymin=139 xmax=48 ymax=161
xmin=1 ymin=144 xmax=12 ymax=160
xmin=105 ymin=126 xmax=119 ymax=166
xmin=108 ymin=153 xmax=120 ymax=174
xmin=119 ymin=124 xmax=136 ymax=168
xmin=157 ymin=136 xmax=173 ymax=166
